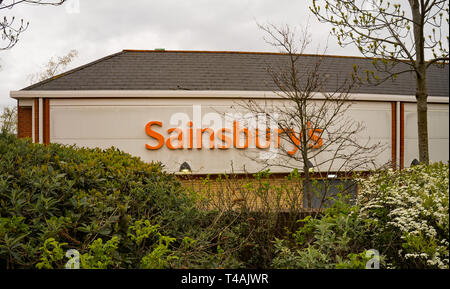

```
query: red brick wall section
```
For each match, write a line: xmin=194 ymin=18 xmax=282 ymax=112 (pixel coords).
xmin=17 ymin=106 xmax=33 ymax=139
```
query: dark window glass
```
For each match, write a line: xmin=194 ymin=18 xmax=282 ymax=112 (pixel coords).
xmin=304 ymin=178 xmax=357 ymax=209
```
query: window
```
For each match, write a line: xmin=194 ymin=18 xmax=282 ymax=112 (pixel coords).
xmin=305 ymin=178 xmax=357 ymax=209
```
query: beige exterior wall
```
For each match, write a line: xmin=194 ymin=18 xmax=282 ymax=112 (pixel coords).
xmin=48 ymin=97 xmax=395 ymax=174
xmin=11 ymin=90 xmax=449 ymax=173
xmin=404 ymin=103 xmax=449 ymax=167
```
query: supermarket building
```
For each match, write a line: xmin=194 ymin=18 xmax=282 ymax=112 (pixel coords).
xmin=10 ymin=50 xmax=449 ymax=175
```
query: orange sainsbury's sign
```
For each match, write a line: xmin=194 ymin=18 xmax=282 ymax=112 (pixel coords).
xmin=145 ymin=120 xmax=323 ymax=155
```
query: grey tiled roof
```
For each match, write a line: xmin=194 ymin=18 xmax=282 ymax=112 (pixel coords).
xmin=23 ymin=50 xmax=449 ymax=97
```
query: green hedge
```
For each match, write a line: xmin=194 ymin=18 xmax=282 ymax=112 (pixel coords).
xmin=0 ymin=134 xmax=229 ymax=269
xmin=357 ymin=162 xmax=449 ymax=268
xmin=272 ymin=162 xmax=449 ymax=269
xmin=4 ymin=133 xmax=446 ymax=269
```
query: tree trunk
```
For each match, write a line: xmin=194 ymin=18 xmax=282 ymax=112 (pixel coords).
xmin=303 ymin=161 xmax=312 ymax=209
xmin=410 ymin=0 xmax=429 ymax=165
xmin=416 ymin=71 xmax=429 ymax=164
xmin=303 ymin=174 xmax=312 ymax=209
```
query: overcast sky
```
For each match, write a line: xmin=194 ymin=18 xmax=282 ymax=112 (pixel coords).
xmin=0 ymin=0 xmax=364 ymax=107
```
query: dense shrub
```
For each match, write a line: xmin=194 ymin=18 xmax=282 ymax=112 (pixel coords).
xmin=184 ymin=169 xmax=308 ymax=268
xmin=272 ymin=195 xmax=376 ymax=269
xmin=0 ymin=134 xmax=240 ymax=268
xmin=272 ymin=162 xmax=449 ymax=269
xmin=357 ymin=162 xmax=449 ymax=269
xmin=2 ymin=133 xmax=447 ymax=269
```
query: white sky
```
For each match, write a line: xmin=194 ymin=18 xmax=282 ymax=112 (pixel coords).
xmin=0 ymin=0 xmax=380 ymax=107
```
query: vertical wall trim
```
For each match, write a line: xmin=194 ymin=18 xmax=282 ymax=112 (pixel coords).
xmin=396 ymin=101 xmax=401 ymax=169
xmin=16 ymin=99 xmax=20 ymax=135
xmin=31 ymin=100 xmax=35 ymax=142
xmin=34 ymin=99 xmax=39 ymax=143
xmin=43 ymin=98 xmax=50 ymax=145
xmin=400 ymin=102 xmax=405 ymax=169
xmin=391 ymin=102 xmax=397 ymax=168
xmin=38 ymin=98 xmax=43 ymax=144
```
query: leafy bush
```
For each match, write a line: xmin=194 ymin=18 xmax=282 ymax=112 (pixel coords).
xmin=0 ymin=134 xmax=240 ymax=268
xmin=0 ymin=136 xmax=307 ymax=269
xmin=272 ymin=194 xmax=376 ymax=269
xmin=272 ymin=162 xmax=449 ymax=269
xmin=3 ymin=133 xmax=446 ymax=269
xmin=357 ymin=162 xmax=449 ymax=269
xmin=184 ymin=169 xmax=306 ymax=268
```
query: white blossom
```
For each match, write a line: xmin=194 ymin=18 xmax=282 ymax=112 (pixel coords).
xmin=356 ymin=162 xmax=449 ymax=269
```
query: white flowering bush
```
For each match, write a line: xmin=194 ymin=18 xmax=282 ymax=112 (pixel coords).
xmin=357 ymin=162 xmax=449 ymax=269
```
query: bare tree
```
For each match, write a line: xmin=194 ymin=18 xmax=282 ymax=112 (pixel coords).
xmin=1 ymin=0 xmax=67 ymax=51
xmin=1 ymin=50 xmax=78 ymax=136
xmin=237 ymin=24 xmax=385 ymax=209
xmin=310 ymin=0 xmax=449 ymax=165
xmin=27 ymin=49 xmax=78 ymax=84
